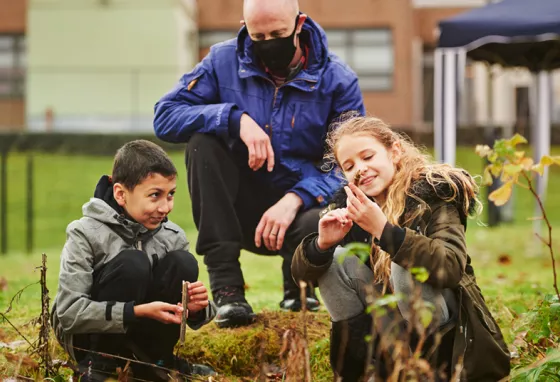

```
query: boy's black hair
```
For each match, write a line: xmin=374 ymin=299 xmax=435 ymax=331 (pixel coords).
xmin=112 ymin=140 xmax=177 ymax=190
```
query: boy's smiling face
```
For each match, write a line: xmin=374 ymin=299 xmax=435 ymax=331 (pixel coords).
xmin=114 ymin=173 xmax=177 ymax=230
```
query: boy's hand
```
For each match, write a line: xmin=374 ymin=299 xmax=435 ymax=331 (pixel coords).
xmin=186 ymin=281 xmax=209 ymax=313
xmin=134 ymin=302 xmax=183 ymax=324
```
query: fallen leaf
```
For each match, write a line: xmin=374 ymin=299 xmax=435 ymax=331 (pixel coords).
xmin=3 ymin=353 xmax=39 ymax=370
xmin=0 ymin=277 xmax=7 ymax=292
xmin=498 ymin=254 xmax=512 ymax=265
xmin=497 ymin=273 xmax=507 ymax=279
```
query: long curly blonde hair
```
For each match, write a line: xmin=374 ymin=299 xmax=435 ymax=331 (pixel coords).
xmin=325 ymin=115 xmax=481 ymax=285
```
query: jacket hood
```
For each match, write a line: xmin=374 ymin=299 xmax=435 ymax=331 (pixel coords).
xmin=82 ymin=175 xmax=159 ymax=242
xmin=236 ymin=14 xmax=329 ymax=77
xmin=328 ymin=172 xmax=478 ymax=227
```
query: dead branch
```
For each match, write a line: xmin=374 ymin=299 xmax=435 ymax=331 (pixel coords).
xmin=522 ymin=172 xmax=560 ymax=300
xmin=3 ymin=281 xmax=39 ymax=315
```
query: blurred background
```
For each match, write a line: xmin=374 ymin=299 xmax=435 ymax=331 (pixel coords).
xmin=0 ymin=0 xmax=559 ymax=255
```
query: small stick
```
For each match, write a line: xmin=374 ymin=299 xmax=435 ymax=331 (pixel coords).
xmin=353 ymin=170 xmax=362 ymax=186
xmin=180 ymin=281 xmax=190 ymax=344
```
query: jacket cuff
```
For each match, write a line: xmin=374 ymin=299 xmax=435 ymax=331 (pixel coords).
xmin=228 ymin=108 xmax=244 ymax=139
xmin=123 ymin=301 xmax=137 ymax=325
xmin=378 ymin=222 xmax=406 ymax=256
xmin=305 ymin=237 xmax=335 ymax=266
xmin=288 ymin=189 xmax=316 ymax=210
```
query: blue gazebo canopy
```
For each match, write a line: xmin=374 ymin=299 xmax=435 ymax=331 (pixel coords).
xmin=438 ymin=0 xmax=560 ymax=71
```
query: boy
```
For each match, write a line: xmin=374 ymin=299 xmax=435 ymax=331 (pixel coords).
xmin=51 ymin=140 xmax=216 ymax=381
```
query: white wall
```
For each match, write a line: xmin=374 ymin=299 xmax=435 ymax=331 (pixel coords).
xmin=27 ymin=0 xmax=198 ymax=133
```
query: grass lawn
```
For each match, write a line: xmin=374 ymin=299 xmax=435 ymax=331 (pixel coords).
xmin=1 ymin=146 xmax=560 ymax=380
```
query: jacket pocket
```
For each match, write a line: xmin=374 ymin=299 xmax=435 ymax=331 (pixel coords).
xmin=460 ymin=278 xmax=511 ymax=381
xmin=289 ymin=101 xmax=330 ymax=157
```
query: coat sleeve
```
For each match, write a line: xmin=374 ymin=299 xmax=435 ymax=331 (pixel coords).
xmin=291 ymin=233 xmax=337 ymax=284
xmin=55 ymin=221 xmax=129 ymax=335
xmin=287 ymin=76 xmax=365 ymax=209
xmin=153 ymin=50 xmax=243 ymax=143
xmin=381 ymin=202 xmax=468 ymax=289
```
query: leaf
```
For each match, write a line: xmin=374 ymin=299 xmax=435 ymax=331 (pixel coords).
xmin=503 ymin=164 xmax=523 ymax=176
xmin=521 ymin=157 xmax=534 ymax=171
xmin=507 ymin=133 xmax=528 ymax=147
xmin=410 ymin=267 xmax=429 ymax=283
xmin=489 ymin=163 xmax=502 ymax=177
xmin=540 ymin=155 xmax=560 ymax=166
xmin=498 ymin=254 xmax=512 ymax=265
xmin=0 ymin=277 xmax=7 ymax=292
xmin=342 ymin=242 xmax=371 ymax=264
xmin=532 ymin=163 xmax=546 ymax=176
xmin=482 ymin=166 xmax=494 ymax=186
xmin=475 ymin=144 xmax=492 ymax=158
xmin=488 ymin=181 xmax=514 ymax=206
xmin=419 ymin=307 xmax=434 ymax=329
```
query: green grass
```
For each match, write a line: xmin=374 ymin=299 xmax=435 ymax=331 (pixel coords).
xmin=1 ymin=146 xmax=560 ymax=380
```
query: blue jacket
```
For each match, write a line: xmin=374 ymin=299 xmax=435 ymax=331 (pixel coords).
xmin=154 ymin=16 xmax=365 ymax=210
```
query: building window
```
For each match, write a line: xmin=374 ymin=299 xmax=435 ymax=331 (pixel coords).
xmin=326 ymin=29 xmax=394 ymax=91
xmin=0 ymin=34 xmax=25 ymax=99
xmin=198 ymin=29 xmax=395 ymax=91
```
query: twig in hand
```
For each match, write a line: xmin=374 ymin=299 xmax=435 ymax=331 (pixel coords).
xmin=180 ymin=281 xmax=190 ymax=344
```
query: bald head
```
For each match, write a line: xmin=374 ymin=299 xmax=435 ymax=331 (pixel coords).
xmin=243 ymin=0 xmax=303 ymax=41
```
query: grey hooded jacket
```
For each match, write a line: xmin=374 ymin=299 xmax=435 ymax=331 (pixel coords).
xmin=51 ymin=197 xmax=216 ymax=360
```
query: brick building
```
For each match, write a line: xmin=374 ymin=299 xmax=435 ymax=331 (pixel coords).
xmin=0 ymin=0 xmax=26 ymax=130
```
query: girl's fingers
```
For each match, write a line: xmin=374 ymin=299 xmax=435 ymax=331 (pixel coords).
xmin=348 ymin=183 xmax=370 ymax=204
xmin=344 ymin=186 xmax=361 ymax=209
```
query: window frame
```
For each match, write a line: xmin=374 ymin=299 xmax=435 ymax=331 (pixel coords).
xmin=0 ymin=33 xmax=26 ymax=100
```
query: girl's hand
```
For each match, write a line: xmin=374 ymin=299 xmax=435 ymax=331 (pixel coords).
xmin=186 ymin=281 xmax=209 ymax=313
xmin=317 ymin=208 xmax=353 ymax=250
xmin=344 ymin=183 xmax=387 ymax=240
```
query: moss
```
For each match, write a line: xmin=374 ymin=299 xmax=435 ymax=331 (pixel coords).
xmin=177 ymin=310 xmax=332 ymax=379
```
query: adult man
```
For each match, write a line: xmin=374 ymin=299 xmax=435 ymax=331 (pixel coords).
xmin=154 ymin=0 xmax=365 ymax=328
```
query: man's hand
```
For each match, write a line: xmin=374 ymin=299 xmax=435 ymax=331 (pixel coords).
xmin=186 ymin=281 xmax=209 ymax=314
xmin=255 ymin=193 xmax=303 ymax=251
xmin=239 ymin=113 xmax=275 ymax=172
xmin=134 ymin=301 xmax=183 ymax=325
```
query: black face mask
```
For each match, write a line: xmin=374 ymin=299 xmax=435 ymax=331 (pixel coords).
xmin=252 ymin=16 xmax=300 ymax=72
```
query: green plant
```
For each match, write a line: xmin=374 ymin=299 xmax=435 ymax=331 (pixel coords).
xmin=476 ymin=134 xmax=560 ymax=300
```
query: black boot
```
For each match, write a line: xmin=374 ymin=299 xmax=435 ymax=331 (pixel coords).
xmin=214 ymin=286 xmax=256 ymax=328
xmin=280 ymin=285 xmax=320 ymax=312
xmin=330 ymin=312 xmax=373 ymax=381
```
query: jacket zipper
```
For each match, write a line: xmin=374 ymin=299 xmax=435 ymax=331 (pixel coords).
xmin=262 ymin=77 xmax=318 ymax=140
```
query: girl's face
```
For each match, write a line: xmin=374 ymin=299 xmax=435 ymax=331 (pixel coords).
xmin=336 ymin=133 xmax=400 ymax=201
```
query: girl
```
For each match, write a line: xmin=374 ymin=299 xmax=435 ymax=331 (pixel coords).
xmin=291 ymin=116 xmax=510 ymax=381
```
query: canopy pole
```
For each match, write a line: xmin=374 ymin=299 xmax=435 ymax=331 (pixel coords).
xmin=533 ymin=71 xmax=551 ymax=236
xmin=434 ymin=49 xmax=443 ymax=163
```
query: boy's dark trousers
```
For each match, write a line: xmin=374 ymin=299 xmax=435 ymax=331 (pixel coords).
xmin=185 ymin=133 xmax=323 ymax=297
xmin=72 ymin=249 xmax=199 ymax=378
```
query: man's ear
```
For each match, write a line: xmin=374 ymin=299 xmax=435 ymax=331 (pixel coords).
xmin=240 ymin=19 xmax=245 ymax=25
xmin=297 ymin=14 xmax=307 ymax=33
xmin=113 ymin=183 xmax=127 ymax=207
